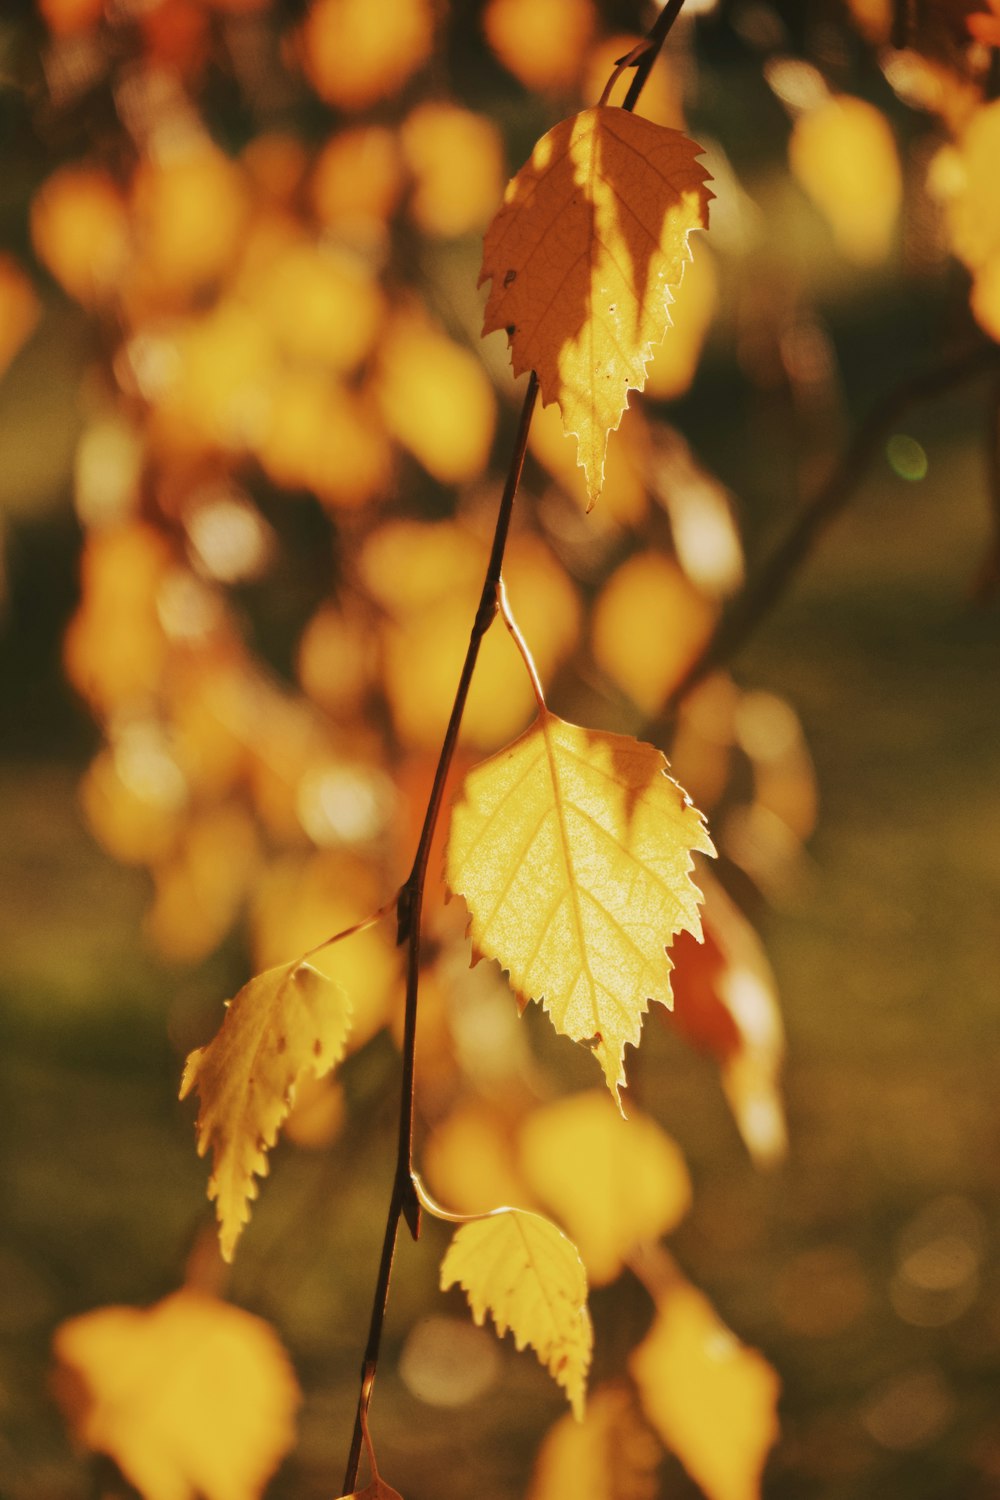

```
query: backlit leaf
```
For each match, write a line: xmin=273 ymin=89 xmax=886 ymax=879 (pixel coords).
xmin=447 ymin=711 xmax=714 ymax=1105
xmin=630 ymin=1270 xmax=780 ymax=1500
xmin=180 ymin=960 xmax=352 ymax=1260
xmin=440 ymin=1208 xmax=592 ymax=1417
xmin=481 ymin=107 xmax=712 ymax=501
xmin=519 ymin=1091 xmax=691 ymax=1285
xmin=52 ymin=1289 xmax=300 ymax=1500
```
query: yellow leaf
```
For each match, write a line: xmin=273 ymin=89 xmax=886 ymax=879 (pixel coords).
xmin=519 ymin=1091 xmax=691 ymax=1286
xmin=447 ymin=711 xmax=714 ymax=1105
xmin=629 ymin=1272 xmax=780 ymax=1500
xmin=788 ymin=94 xmax=901 ymax=265
xmin=440 ymin=1208 xmax=592 ymax=1417
xmin=527 ymin=1382 xmax=662 ymax=1500
xmin=52 ymin=1288 xmax=300 ymax=1500
xmin=180 ymin=960 xmax=352 ymax=1260
xmin=481 ymin=106 xmax=712 ymax=502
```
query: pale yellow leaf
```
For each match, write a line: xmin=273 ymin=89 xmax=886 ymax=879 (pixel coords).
xmin=180 ymin=960 xmax=352 ymax=1260
xmin=519 ymin=1091 xmax=691 ymax=1286
xmin=527 ymin=1382 xmax=662 ymax=1500
xmin=52 ymin=1289 xmax=300 ymax=1500
xmin=629 ymin=1273 xmax=780 ymax=1500
xmin=440 ymin=1208 xmax=592 ymax=1417
xmin=447 ymin=711 xmax=714 ymax=1104
xmin=481 ymin=106 xmax=712 ymax=501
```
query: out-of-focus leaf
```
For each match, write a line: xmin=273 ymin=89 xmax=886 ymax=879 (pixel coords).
xmin=668 ymin=872 xmax=787 ymax=1167
xmin=483 ymin=0 xmax=595 ymax=94
xmin=789 ymin=94 xmax=902 ymax=265
xmin=376 ymin=309 xmax=496 ymax=484
xmin=630 ymin=1267 xmax=780 ymax=1500
xmin=299 ymin=0 xmax=433 ymax=112
xmin=402 ymin=103 xmax=505 ymax=238
xmin=519 ymin=1091 xmax=691 ymax=1286
xmin=30 ymin=166 xmax=129 ymax=306
xmin=591 ymin=552 xmax=718 ymax=715
xmin=52 ymin=1289 xmax=300 ymax=1500
xmin=527 ymin=1382 xmax=662 ymax=1500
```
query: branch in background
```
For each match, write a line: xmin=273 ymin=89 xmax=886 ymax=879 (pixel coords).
xmin=667 ymin=340 xmax=1000 ymax=713
xmin=973 ymin=371 xmax=1000 ymax=601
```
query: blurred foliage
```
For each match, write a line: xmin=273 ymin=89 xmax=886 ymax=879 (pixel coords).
xmin=1 ymin=0 xmax=1000 ymax=1498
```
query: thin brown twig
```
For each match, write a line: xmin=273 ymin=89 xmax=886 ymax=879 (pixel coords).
xmin=341 ymin=5 xmax=690 ymax=1488
xmin=665 ymin=340 xmax=1000 ymax=715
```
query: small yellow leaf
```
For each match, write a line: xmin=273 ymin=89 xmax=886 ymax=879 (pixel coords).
xmin=52 ymin=1289 xmax=300 ymax=1500
xmin=629 ymin=1273 xmax=780 ymax=1500
xmin=447 ymin=711 xmax=714 ymax=1104
xmin=481 ymin=106 xmax=712 ymax=501
xmin=519 ymin=1091 xmax=691 ymax=1286
xmin=440 ymin=1208 xmax=592 ymax=1417
xmin=181 ymin=960 xmax=352 ymax=1260
xmin=527 ymin=1381 xmax=662 ymax=1500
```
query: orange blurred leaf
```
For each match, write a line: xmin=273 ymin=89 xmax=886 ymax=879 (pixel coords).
xmin=440 ymin=1207 xmax=592 ymax=1417
xmin=447 ymin=712 xmax=714 ymax=1105
xmin=483 ymin=0 xmax=595 ymax=93
xmin=629 ymin=1265 xmax=780 ymax=1500
xmin=527 ymin=1381 xmax=661 ymax=1500
xmin=180 ymin=960 xmax=352 ymax=1260
xmin=52 ymin=1289 xmax=300 ymax=1500
xmin=669 ymin=874 xmax=787 ymax=1167
xmin=481 ymin=107 xmax=712 ymax=501
xmin=300 ymin=0 xmax=433 ymax=111
xmin=789 ymin=94 xmax=902 ymax=265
